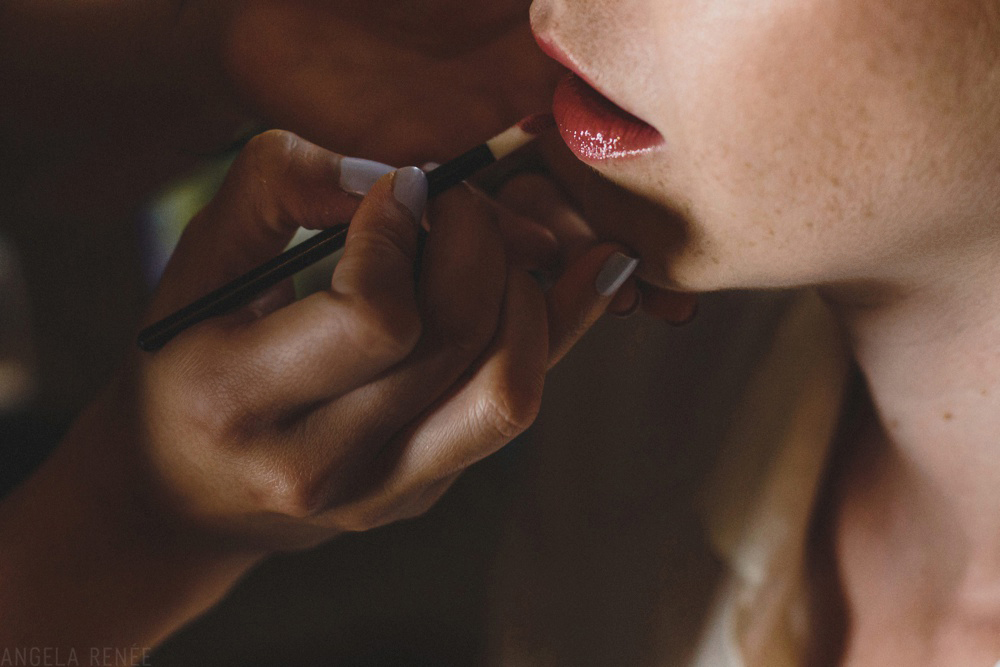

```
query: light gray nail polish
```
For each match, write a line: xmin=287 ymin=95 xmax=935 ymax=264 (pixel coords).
xmin=339 ymin=157 xmax=395 ymax=195
xmin=595 ymin=252 xmax=640 ymax=296
xmin=393 ymin=166 xmax=429 ymax=221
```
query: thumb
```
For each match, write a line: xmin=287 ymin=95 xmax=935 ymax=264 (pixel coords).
xmin=546 ymin=244 xmax=639 ymax=368
xmin=329 ymin=167 xmax=428 ymax=323
xmin=147 ymin=131 xmax=387 ymax=321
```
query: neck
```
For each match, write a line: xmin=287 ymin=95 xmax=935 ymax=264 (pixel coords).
xmin=821 ymin=251 xmax=1000 ymax=647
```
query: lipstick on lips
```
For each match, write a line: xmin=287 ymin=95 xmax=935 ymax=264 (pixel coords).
xmin=553 ymin=73 xmax=664 ymax=161
xmin=535 ymin=34 xmax=665 ymax=162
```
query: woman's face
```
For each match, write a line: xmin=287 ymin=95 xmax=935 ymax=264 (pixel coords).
xmin=531 ymin=0 xmax=1000 ymax=291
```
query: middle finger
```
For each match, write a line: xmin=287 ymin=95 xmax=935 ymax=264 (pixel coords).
xmin=279 ymin=184 xmax=510 ymax=499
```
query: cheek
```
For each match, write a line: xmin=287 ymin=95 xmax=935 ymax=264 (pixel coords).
xmin=654 ymin=1 xmax=990 ymax=289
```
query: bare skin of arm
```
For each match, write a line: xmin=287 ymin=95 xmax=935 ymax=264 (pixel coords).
xmin=0 ymin=4 xmax=694 ymax=656
xmin=0 ymin=130 xmax=642 ymax=661
xmin=0 ymin=0 xmax=561 ymax=415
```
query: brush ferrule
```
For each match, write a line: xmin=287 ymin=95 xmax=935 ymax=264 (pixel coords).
xmin=485 ymin=125 xmax=534 ymax=162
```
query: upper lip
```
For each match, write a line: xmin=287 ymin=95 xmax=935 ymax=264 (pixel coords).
xmin=533 ymin=31 xmax=596 ymax=89
xmin=532 ymin=29 xmax=650 ymax=124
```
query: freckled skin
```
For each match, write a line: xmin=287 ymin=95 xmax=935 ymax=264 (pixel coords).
xmin=531 ymin=0 xmax=1000 ymax=292
xmin=533 ymin=1 xmax=1000 ymax=664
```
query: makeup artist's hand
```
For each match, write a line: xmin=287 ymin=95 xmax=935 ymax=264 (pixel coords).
xmin=121 ymin=130 xmax=634 ymax=550
xmin=0 ymin=130 xmax=635 ymax=654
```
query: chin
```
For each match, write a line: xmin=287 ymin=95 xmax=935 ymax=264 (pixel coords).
xmin=650 ymin=256 xmax=732 ymax=293
xmin=646 ymin=238 xmax=775 ymax=293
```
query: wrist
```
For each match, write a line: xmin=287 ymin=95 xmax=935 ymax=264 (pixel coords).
xmin=77 ymin=381 xmax=272 ymax=561
xmin=0 ymin=387 xmax=265 ymax=651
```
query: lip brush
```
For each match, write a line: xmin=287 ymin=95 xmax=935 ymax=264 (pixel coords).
xmin=137 ymin=114 xmax=555 ymax=352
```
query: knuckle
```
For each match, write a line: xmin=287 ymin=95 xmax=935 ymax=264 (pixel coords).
xmin=441 ymin=314 xmax=498 ymax=359
xmin=395 ymin=499 xmax=435 ymax=523
xmin=347 ymin=298 xmax=422 ymax=362
xmin=477 ymin=378 xmax=543 ymax=442
xmin=336 ymin=502 xmax=395 ymax=533
xmin=159 ymin=348 xmax=260 ymax=443
xmin=224 ymin=129 xmax=304 ymax=234
xmin=403 ymin=480 xmax=455 ymax=520
xmin=332 ymin=476 xmax=456 ymax=533
xmin=258 ymin=466 xmax=327 ymax=520
xmin=432 ymin=296 xmax=504 ymax=360
xmin=240 ymin=129 xmax=300 ymax=173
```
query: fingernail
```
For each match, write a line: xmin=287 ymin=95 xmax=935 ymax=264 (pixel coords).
xmin=392 ymin=166 xmax=429 ymax=221
xmin=421 ymin=161 xmax=441 ymax=172
xmin=339 ymin=157 xmax=395 ymax=195
xmin=595 ymin=252 xmax=639 ymax=296
xmin=668 ymin=297 xmax=699 ymax=326
xmin=613 ymin=290 xmax=642 ymax=318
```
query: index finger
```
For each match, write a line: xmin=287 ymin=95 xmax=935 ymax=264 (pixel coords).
xmin=222 ymin=169 xmax=429 ymax=410
xmin=148 ymin=131 xmax=389 ymax=321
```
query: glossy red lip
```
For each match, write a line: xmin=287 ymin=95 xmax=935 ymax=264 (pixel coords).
xmin=552 ymin=73 xmax=665 ymax=162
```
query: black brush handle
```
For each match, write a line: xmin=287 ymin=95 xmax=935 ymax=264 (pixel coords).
xmin=138 ymin=224 xmax=350 ymax=351
xmin=138 ymin=145 xmax=495 ymax=353
xmin=426 ymin=144 xmax=493 ymax=197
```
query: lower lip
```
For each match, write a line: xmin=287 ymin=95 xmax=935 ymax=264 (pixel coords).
xmin=552 ymin=73 xmax=664 ymax=162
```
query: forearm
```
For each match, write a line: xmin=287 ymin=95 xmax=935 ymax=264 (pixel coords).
xmin=0 ymin=395 xmax=262 ymax=661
